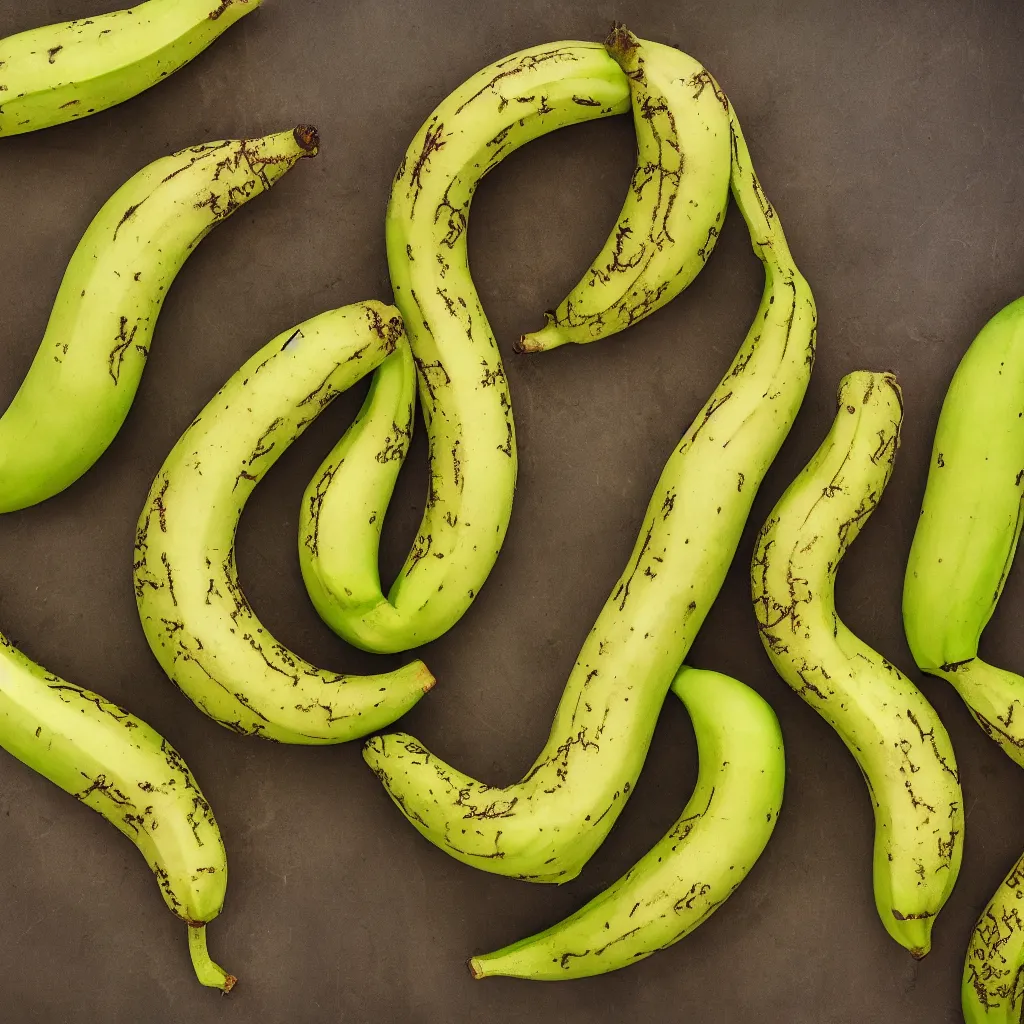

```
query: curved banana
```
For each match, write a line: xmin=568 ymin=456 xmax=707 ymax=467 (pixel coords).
xmin=299 ymin=345 xmax=416 ymax=636
xmin=302 ymin=41 xmax=631 ymax=654
xmin=0 ymin=0 xmax=258 ymax=136
xmin=0 ymin=629 xmax=233 ymax=989
xmin=517 ymin=24 xmax=731 ymax=354
xmin=0 ymin=125 xmax=317 ymax=514
xmin=903 ymin=297 xmax=1024 ymax=768
xmin=963 ymin=851 xmax=1024 ymax=1022
xmin=469 ymin=665 xmax=784 ymax=981
xmin=134 ymin=302 xmax=434 ymax=744
xmin=361 ymin=106 xmax=816 ymax=882
xmin=753 ymin=371 xmax=963 ymax=958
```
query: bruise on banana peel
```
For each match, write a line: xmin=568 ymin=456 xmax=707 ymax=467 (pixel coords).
xmin=0 ymin=0 xmax=260 ymax=136
xmin=963 ymin=850 xmax=1024 ymax=1022
xmin=469 ymin=665 xmax=784 ymax=981
xmin=518 ymin=24 xmax=731 ymax=354
xmin=753 ymin=371 xmax=963 ymax=959
xmin=135 ymin=303 xmax=434 ymax=745
xmin=0 ymin=629 xmax=233 ymax=989
xmin=903 ymin=296 xmax=1024 ymax=770
xmin=296 ymin=41 xmax=632 ymax=653
xmin=362 ymin=106 xmax=816 ymax=882
xmin=0 ymin=126 xmax=317 ymax=514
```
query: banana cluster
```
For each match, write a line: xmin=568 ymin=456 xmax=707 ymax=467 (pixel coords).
xmin=2 ymin=2 xmax=1009 ymax=1014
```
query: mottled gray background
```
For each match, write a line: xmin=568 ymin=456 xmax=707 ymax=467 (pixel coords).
xmin=0 ymin=0 xmax=1022 ymax=1021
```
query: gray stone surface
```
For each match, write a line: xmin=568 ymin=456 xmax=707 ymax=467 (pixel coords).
xmin=0 ymin=0 xmax=1022 ymax=1020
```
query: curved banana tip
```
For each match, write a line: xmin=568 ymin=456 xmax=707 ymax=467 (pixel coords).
xmin=187 ymin=923 xmax=236 ymax=992
xmin=604 ymin=22 xmax=640 ymax=63
xmin=420 ymin=663 xmax=438 ymax=693
xmin=909 ymin=947 xmax=929 ymax=961
xmin=293 ymin=125 xmax=321 ymax=156
xmin=515 ymin=319 xmax=569 ymax=355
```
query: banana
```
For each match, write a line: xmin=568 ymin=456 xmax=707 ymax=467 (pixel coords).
xmin=468 ymin=664 xmax=784 ymax=981
xmin=517 ymin=24 xmax=731 ymax=354
xmin=0 ymin=125 xmax=317 ymax=514
xmin=134 ymin=302 xmax=434 ymax=744
xmin=0 ymin=628 xmax=233 ymax=989
xmin=963 ymin=851 xmax=1024 ymax=1022
xmin=300 ymin=41 xmax=631 ymax=654
xmin=361 ymin=106 xmax=816 ymax=882
xmin=903 ymin=297 xmax=1024 ymax=768
xmin=299 ymin=344 xmax=416 ymax=639
xmin=752 ymin=370 xmax=963 ymax=958
xmin=0 ymin=0 xmax=258 ymax=136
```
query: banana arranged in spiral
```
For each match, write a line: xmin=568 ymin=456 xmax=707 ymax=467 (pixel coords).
xmin=135 ymin=303 xmax=433 ymax=744
xmin=361 ymin=106 xmax=816 ymax=882
xmin=753 ymin=371 xmax=963 ymax=958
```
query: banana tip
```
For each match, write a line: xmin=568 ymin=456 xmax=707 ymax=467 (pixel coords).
xmin=293 ymin=125 xmax=320 ymax=155
xmin=421 ymin=665 xmax=437 ymax=693
xmin=467 ymin=957 xmax=486 ymax=980
xmin=605 ymin=22 xmax=640 ymax=64
xmin=222 ymin=973 xmax=238 ymax=993
xmin=909 ymin=947 xmax=929 ymax=961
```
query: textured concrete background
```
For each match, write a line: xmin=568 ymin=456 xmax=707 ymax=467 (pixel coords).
xmin=0 ymin=0 xmax=1022 ymax=1020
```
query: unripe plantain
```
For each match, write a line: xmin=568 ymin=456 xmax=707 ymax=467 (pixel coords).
xmin=518 ymin=24 xmax=731 ymax=354
xmin=299 ymin=41 xmax=631 ymax=654
xmin=0 ymin=125 xmax=318 ymax=513
xmin=135 ymin=303 xmax=433 ymax=744
xmin=0 ymin=0 xmax=259 ymax=136
xmin=0 ymin=629 xmax=233 ymax=989
xmin=361 ymin=106 xmax=816 ymax=882
xmin=469 ymin=665 xmax=784 ymax=981
xmin=963 ymin=850 xmax=1024 ymax=1022
xmin=903 ymin=296 xmax=1024 ymax=768
xmin=753 ymin=371 xmax=963 ymax=958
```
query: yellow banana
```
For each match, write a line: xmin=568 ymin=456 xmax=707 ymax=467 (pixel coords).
xmin=0 ymin=125 xmax=317 ymax=513
xmin=963 ymin=850 xmax=1024 ymax=1022
xmin=135 ymin=303 xmax=433 ymax=744
xmin=0 ymin=630 xmax=233 ymax=989
xmin=753 ymin=371 xmax=963 ymax=958
xmin=361 ymin=106 xmax=815 ymax=882
xmin=0 ymin=0 xmax=258 ymax=136
xmin=469 ymin=665 xmax=784 ymax=981
xmin=298 ymin=41 xmax=631 ymax=653
xmin=517 ymin=24 xmax=731 ymax=353
xmin=903 ymin=297 xmax=1024 ymax=768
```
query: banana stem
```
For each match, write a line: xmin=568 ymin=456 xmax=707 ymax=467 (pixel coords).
xmin=187 ymin=924 xmax=236 ymax=992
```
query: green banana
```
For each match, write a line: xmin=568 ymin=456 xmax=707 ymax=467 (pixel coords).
xmin=361 ymin=106 xmax=816 ymax=882
xmin=299 ymin=41 xmax=632 ymax=654
xmin=0 ymin=125 xmax=317 ymax=514
xmin=0 ymin=628 xmax=233 ymax=989
xmin=752 ymin=370 xmax=963 ymax=959
xmin=517 ymin=24 xmax=731 ymax=354
xmin=134 ymin=302 xmax=434 ymax=744
xmin=469 ymin=664 xmax=784 ymax=981
xmin=0 ymin=0 xmax=258 ymax=136
xmin=903 ymin=297 xmax=1024 ymax=768
xmin=963 ymin=851 xmax=1024 ymax=1022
